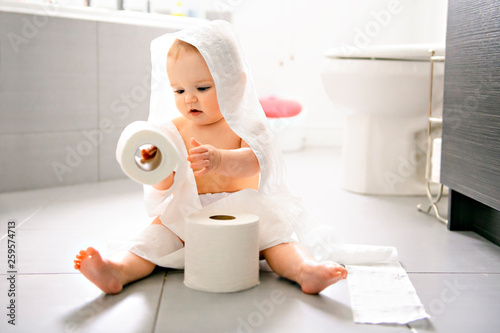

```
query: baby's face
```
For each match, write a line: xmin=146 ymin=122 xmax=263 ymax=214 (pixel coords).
xmin=167 ymin=51 xmax=223 ymax=126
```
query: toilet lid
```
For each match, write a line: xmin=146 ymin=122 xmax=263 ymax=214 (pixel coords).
xmin=324 ymin=43 xmax=445 ymax=61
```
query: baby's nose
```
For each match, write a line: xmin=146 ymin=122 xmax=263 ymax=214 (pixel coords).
xmin=184 ymin=92 xmax=198 ymax=103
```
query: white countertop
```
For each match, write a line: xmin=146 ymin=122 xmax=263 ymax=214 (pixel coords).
xmin=0 ymin=0 xmax=208 ymax=29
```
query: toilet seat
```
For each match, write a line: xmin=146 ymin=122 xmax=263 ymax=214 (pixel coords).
xmin=325 ymin=43 xmax=445 ymax=61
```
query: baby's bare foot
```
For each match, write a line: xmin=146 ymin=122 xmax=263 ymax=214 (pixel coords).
xmin=74 ymin=247 xmax=123 ymax=295
xmin=299 ymin=261 xmax=348 ymax=294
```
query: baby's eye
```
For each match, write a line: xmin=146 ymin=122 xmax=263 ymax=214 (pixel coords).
xmin=174 ymin=89 xmax=185 ymax=94
xmin=197 ymin=86 xmax=211 ymax=92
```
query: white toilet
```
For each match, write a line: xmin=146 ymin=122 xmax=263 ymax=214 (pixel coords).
xmin=321 ymin=44 xmax=445 ymax=195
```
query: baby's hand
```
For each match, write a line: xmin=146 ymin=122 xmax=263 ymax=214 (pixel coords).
xmin=140 ymin=145 xmax=158 ymax=162
xmin=188 ymin=138 xmax=221 ymax=176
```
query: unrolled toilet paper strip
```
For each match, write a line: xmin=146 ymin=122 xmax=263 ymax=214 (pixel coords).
xmin=346 ymin=262 xmax=430 ymax=324
xmin=431 ymin=138 xmax=442 ymax=183
xmin=314 ymin=243 xmax=398 ymax=265
xmin=184 ymin=212 xmax=260 ymax=293
xmin=116 ymin=121 xmax=180 ymax=185
xmin=310 ymin=241 xmax=428 ymax=323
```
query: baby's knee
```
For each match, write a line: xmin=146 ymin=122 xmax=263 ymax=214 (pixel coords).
xmin=149 ymin=217 xmax=184 ymax=244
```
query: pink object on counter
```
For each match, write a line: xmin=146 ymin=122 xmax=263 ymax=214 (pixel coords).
xmin=259 ymin=96 xmax=302 ymax=118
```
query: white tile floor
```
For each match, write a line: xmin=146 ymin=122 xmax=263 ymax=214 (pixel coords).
xmin=1 ymin=147 xmax=499 ymax=333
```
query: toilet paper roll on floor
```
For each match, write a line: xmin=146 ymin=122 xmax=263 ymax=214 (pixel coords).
xmin=116 ymin=121 xmax=180 ymax=185
xmin=185 ymin=212 xmax=260 ymax=293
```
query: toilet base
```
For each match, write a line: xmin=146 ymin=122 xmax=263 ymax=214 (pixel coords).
xmin=341 ymin=114 xmax=437 ymax=195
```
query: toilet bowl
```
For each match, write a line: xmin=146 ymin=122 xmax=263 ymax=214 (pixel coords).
xmin=321 ymin=44 xmax=445 ymax=195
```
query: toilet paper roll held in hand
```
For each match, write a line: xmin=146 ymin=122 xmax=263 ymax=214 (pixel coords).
xmin=185 ymin=213 xmax=260 ymax=293
xmin=116 ymin=121 xmax=180 ymax=185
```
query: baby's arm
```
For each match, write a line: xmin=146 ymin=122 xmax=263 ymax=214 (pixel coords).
xmin=188 ymin=138 xmax=260 ymax=178
xmin=151 ymin=172 xmax=175 ymax=191
xmin=140 ymin=146 xmax=175 ymax=190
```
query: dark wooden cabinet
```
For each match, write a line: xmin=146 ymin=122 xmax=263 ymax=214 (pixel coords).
xmin=441 ymin=0 xmax=500 ymax=245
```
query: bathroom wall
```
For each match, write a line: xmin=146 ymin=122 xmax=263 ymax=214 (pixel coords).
xmin=0 ymin=1 xmax=449 ymax=192
xmin=229 ymin=0 xmax=449 ymax=146
xmin=0 ymin=7 xmax=194 ymax=192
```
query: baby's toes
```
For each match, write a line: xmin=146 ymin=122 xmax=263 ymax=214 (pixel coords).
xmin=76 ymin=249 xmax=88 ymax=258
xmin=85 ymin=247 xmax=99 ymax=257
xmin=337 ymin=266 xmax=348 ymax=279
xmin=328 ymin=264 xmax=347 ymax=280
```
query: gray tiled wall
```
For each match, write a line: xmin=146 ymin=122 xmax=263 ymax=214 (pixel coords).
xmin=0 ymin=12 xmax=175 ymax=192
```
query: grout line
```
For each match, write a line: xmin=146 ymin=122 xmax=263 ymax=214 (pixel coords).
xmin=0 ymin=127 xmax=127 ymax=136
xmin=407 ymin=272 xmax=500 ymax=275
xmin=0 ymin=272 xmax=80 ymax=276
xmin=17 ymin=185 xmax=74 ymax=229
xmin=151 ymin=270 xmax=167 ymax=333
xmin=0 ymin=185 xmax=73 ymax=243
xmin=96 ymin=20 xmax=101 ymax=183
xmin=13 ymin=207 xmax=45 ymax=231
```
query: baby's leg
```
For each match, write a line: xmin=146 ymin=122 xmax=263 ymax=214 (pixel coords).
xmin=74 ymin=247 xmax=155 ymax=294
xmin=74 ymin=216 xmax=174 ymax=294
xmin=261 ymin=242 xmax=348 ymax=294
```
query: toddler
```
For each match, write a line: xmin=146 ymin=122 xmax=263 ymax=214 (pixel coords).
xmin=74 ymin=21 xmax=347 ymax=295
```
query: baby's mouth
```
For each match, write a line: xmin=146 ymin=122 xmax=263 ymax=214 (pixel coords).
xmin=189 ymin=109 xmax=203 ymax=116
